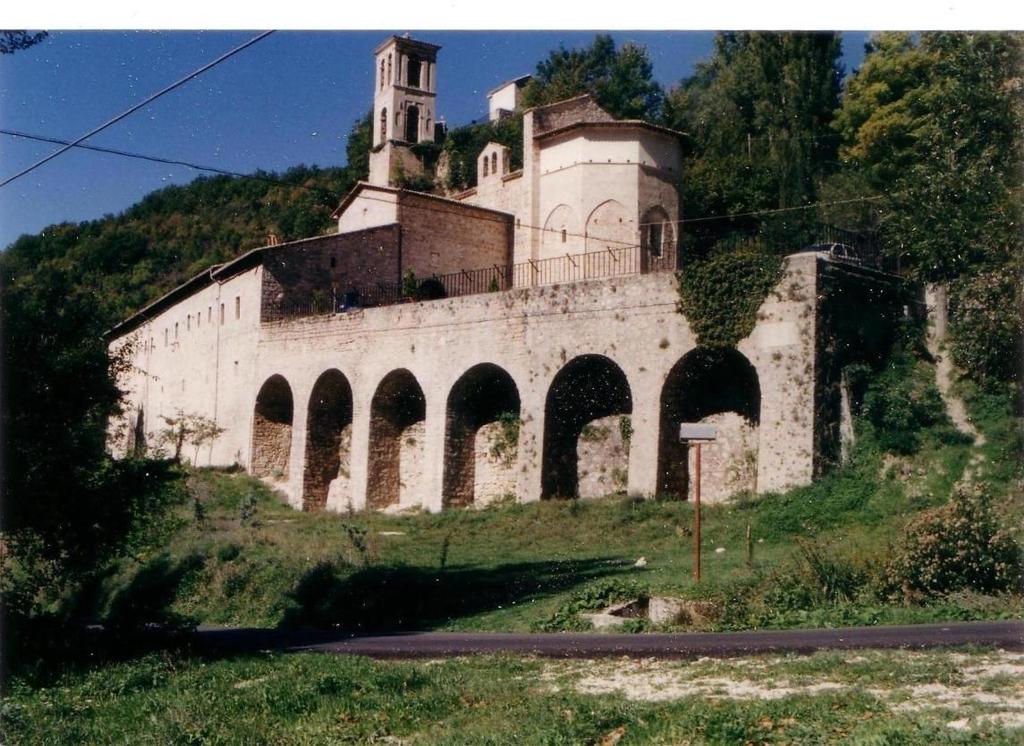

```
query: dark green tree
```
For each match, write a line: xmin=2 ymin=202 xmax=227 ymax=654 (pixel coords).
xmin=0 ymin=31 xmax=48 ymax=54
xmin=520 ymin=34 xmax=664 ymax=121
xmin=665 ymin=32 xmax=843 ymax=253
xmin=833 ymin=32 xmax=1023 ymax=383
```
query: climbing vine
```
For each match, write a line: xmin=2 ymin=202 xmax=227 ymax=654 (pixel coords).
xmin=488 ymin=412 xmax=521 ymax=468
xmin=676 ymin=249 xmax=784 ymax=348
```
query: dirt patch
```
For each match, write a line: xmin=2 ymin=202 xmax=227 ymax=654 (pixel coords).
xmin=543 ymin=649 xmax=1024 ymax=731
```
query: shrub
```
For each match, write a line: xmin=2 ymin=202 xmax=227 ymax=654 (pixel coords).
xmin=854 ymin=352 xmax=949 ymax=454
xmin=884 ymin=489 xmax=1023 ymax=601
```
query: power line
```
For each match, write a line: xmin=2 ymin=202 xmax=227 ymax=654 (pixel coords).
xmin=1 ymin=124 xmax=887 ymax=249
xmin=0 ymin=30 xmax=275 ymax=189
xmin=0 ymin=128 xmax=334 ymax=197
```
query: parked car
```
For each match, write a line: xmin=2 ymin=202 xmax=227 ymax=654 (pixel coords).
xmin=798 ymin=242 xmax=862 ymax=263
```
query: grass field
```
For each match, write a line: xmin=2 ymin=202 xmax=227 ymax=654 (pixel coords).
xmin=4 ymin=647 xmax=1024 ymax=744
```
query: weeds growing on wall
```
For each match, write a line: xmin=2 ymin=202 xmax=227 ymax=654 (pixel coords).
xmin=676 ymin=249 xmax=784 ymax=348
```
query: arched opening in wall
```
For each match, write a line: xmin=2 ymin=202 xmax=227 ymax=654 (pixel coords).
xmin=658 ymin=348 xmax=760 ymax=501
xmin=641 ymin=206 xmax=674 ymax=265
xmin=584 ymin=199 xmax=633 ymax=257
xmin=491 ymin=152 xmax=497 ymax=175
xmin=443 ymin=363 xmax=521 ymax=508
xmin=407 ymin=57 xmax=422 ymax=88
xmin=252 ymin=374 xmax=294 ymax=482
xmin=541 ymin=204 xmax=575 ymax=261
xmin=380 ymin=108 xmax=387 ymax=142
xmin=404 ymin=105 xmax=420 ymax=143
xmin=367 ymin=369 xmax=426 ymax=510
xmin=542 ymin=355 xmax=633 ymax=499
xmin=302 ymin=369 xmax=353 ymax=511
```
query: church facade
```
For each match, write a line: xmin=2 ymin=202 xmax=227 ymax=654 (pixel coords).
xmin=107 ymin=34 xmax=889 ymax=513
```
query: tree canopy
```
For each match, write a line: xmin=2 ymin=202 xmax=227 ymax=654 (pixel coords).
xmin=520 ymin=34 xmax=665 ymax=121
xmin=664 ymin=32 xmax=844 ymax=253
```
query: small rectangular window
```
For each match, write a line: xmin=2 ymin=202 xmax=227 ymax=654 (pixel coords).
xmin=235 ymin=296 xmax=240 ymax=320
xmin=196 ymin=311 xmax=201 ymax=328
xmin=174 ymin=322 xmax=178 ymax=340
xmin=187 ymin=314 xmax=191 ymax=331
xmin=220 ymin=304 xmax=225 ymax=325
xmin=207 ymin=306 xmax=212 ymax=323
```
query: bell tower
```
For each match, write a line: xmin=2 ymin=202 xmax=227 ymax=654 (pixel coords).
xmin=368 ymin=34 xmax=441 ymax=187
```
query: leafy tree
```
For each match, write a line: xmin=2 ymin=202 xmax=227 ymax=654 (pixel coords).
xmin=833 ymin=32 xmax=1022 ymax=285
xmin=0 ymin=31 xmax=48 ymax=54
xmin=665 ymin=32 xmax=843 ymax=253
xmin=155 ymin=410 xmax=227 ymax=462
xmin=345 ymin=110 xmax=373 ymax=182
xmin=521 ymin=34 xmax=664 ymax=121
xmin=833 ymin=32 xmax=1022 ymax=384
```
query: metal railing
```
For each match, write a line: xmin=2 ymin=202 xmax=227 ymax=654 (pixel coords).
xmin=274 ymin=243 xmax=678 ymax=320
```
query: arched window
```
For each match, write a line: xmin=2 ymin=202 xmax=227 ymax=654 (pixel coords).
xmin=491 ymin=152 xmax=498 ymax=175
xmin=380 ymin=108 xmax=387 ymax=142
xmin=408 ymin=57 xmax=422 ymax=88
xmin=483 ymin=155 xmax=489 ymax=177
xmin=387 ymin=54 xmax=392 ymax=85
xmin=379 ymin=59 xmax=384 ymax=90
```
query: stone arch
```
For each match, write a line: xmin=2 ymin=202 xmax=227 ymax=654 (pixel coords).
xmin=252 ymin=374 xmax=294 ymax=481
xmin=379 ymin=108 xmax=387 ymax=142
xmin=302 ymin=369 xmax=353 ymax=511
xmin=542 ymin=355 xmax=633 ymax=499
xmin=491 ymin=151 xmax=498 ymax=175
xmin=367 ymin=369 xmax=426 ymax=510
xmin=641 ymin=205 xmax=674 ymax=259
xmin=657 ymin=348 xmax=761 ymax=500
xmin=541 ymin=204 xmax=575 ymax=258
xmin=585 ymin=199 xmax=634 ymax=253
xmin=443 ymin=363 xmax=521 ymax=508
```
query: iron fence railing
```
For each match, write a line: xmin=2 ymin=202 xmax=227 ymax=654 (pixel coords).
xmin=273 ymin=244 xmax=677 ymax=320
xmin=272 ymin=223 xmax=895 ymax=321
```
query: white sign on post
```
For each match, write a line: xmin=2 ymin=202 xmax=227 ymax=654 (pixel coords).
xmin=679 ymin=423 xmax=717 ymax=442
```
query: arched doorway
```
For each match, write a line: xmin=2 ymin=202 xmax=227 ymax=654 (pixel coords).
xmin=302 ymin=370 xmax=353 ymax=511
xmin=367 ymin=369 xmax=426 ymax=509
xmin=658 ymin=348 xmax=761 ymax=500
xmin=252 ymin=374 xmax=294 ymax=481
xmin=542 ymin=355 xmax=633 ymax=499
xmin=443 ymin=363 xmax=521 ymax=507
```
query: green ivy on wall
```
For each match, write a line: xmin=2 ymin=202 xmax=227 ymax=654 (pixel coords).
xmin=676 ymin=250 xmax=784 ymax=349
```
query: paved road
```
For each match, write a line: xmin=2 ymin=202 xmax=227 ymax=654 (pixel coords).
xmin=195 ymin=620 xmax=1023 ymax=659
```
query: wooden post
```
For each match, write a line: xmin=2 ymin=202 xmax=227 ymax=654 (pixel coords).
xmin=746 ymin=523 xmax=753 ymax=569
xmin=694 ymin=442 xmax=702 ymax=583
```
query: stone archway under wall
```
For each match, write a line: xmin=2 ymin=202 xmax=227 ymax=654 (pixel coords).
xmin=542 ymin=354 xmax=633 ymax=500
xmin=657 ymin=348 xmax=761 ymax=502
xmin=443 ymin=363 xmax=521 ymax=508
xmin=251 ymin=374 xmax=294 ymax=483
xmin=367 ymin=369 xmax=426 ymax=510
xmin=302 ymin=369 xmax=353 ymax=512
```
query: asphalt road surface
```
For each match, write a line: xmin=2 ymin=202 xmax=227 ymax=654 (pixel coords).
xmin=195 ymin=620 xmax=1023 ymax=659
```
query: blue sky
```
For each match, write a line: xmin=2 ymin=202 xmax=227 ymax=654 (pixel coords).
xmin=0 ymin=31 xmax=869 ymax=249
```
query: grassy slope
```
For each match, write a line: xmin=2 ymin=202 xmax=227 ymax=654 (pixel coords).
xmin=89 ymin=372 xmax=1021 ymax=634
